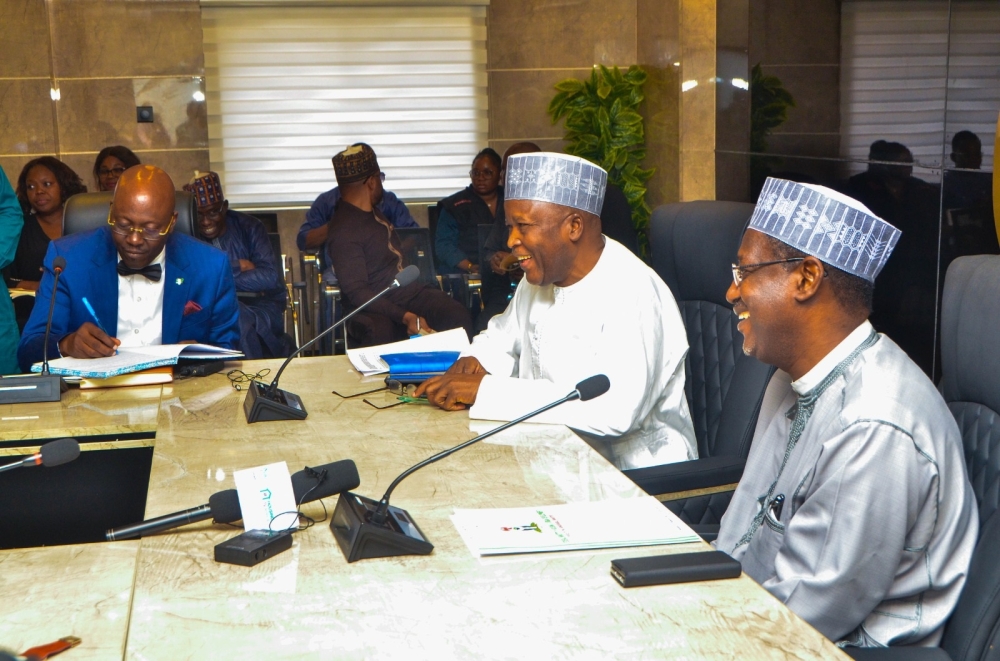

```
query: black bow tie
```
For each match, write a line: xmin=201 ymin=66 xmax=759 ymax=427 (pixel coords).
xmin=117 ymin=262 xmax=162 ymax=282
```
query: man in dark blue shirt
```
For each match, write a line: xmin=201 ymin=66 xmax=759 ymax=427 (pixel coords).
xmin=186 ymin=172 xmax=292 ymax=359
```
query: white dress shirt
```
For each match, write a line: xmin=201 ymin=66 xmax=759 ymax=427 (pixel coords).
xmin=117 ymin=249 xmax=165 ymax=348
xmin=466 ymin=238 xmax=697 ymax=470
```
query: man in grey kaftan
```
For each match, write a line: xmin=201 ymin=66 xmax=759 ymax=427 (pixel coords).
xmin=716 ymin=177 xmax=978 ymax=648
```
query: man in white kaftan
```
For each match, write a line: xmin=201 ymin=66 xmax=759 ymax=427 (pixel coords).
xmin=416 ymin=153 xmax=696 ymax=470
xmin=467 ymin=236 xmax=696 ymax=469
xmin=716 ymin=177 xmax=978 ymax=648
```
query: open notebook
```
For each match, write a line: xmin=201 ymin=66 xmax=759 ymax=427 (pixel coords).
xmin=31 ymin=344 xmax=242 ymax=379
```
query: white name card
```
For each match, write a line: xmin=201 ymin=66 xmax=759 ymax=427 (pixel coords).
xmin=233 ymin=461 xmax=298 ymax=532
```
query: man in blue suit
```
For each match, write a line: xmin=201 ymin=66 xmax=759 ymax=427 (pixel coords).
xmin=17 ymin=165 xmax=239 ymax=372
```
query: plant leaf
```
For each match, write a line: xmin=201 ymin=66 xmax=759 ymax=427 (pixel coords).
xmin=554 ymin=79 xmax=585 ymax=94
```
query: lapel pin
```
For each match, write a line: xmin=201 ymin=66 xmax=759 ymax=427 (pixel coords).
xmin=176 ymin=277 xmax=184 ymax=285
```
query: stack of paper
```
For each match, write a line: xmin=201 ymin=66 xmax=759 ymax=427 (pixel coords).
xmin=79 ymin=366 xmax=174 ymax=389
xmin=31 ymin=344 xmax=242 ymax=379
xmin=347 ymin=327 xmax=470 ymax=375
xmin=451 ymin=496 xmax=701 ymax=556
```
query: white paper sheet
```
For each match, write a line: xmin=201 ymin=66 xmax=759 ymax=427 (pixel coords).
xmin=233 ymin=461 xmax=298 ymax=532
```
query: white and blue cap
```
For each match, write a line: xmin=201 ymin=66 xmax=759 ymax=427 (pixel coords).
xmin=505 ymin=152 xmax=607 ymax=216
xmin=749 ymin=177 xmax=901 ymax=282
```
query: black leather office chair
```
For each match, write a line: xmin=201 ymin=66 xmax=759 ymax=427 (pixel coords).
xmin=395 ymin=227 xmax=440 ymax=288
xmin=623 ymin=201 xmax=775 ymax=526
xmin=63 ymin=191 xmax=196 ymax=236
xmin=846 ymin=254 xmax=1000 ymax=661
xmin=940 ymin=254 xmax=1000 ymax=526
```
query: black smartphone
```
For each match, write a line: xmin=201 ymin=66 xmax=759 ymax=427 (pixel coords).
xmin=610 ymin=550 xmax=741 ymax=588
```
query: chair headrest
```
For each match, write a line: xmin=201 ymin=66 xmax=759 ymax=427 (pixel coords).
xmin=63 ymin=191 xmax=196 ymax=237
xmin=649 ymin=201 xmax=755 ymax=307
xmin=940 ymin=254 xmax=1000 ymax=413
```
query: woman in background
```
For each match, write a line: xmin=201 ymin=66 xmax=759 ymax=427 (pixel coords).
xmin=435 ymin=147 xmax=503 ymax=275
xmin=0 ymin=168 xmax=24 ymax=373
xmin=3 ymin=157 xmax=86 ymax=291
xmin=92 ymin=145 xmax=140 ymax=192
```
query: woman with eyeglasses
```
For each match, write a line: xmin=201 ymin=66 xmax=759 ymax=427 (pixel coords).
xmin=92 ymin=145 xmax=141 ymax=192
xmin=434 ymin=148 xmax=503 ymax=277
xmin=3 ymin=157 xmax=86 ymax=293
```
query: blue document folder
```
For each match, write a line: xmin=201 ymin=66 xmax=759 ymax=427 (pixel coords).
xmin=380 ymin=351 xmax=460 ymax=375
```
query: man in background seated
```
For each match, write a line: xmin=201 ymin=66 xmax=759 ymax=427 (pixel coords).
xmin=715 ymin=178 xmax=977 ymax=647
xmin=297 ymin=151 xmax=417 ymax=260
xmin=325 ymin=143 xmax=472 ymax=346
xmin=416 ymin=152 xmax=696 ymax=470
xmin=17 ymin=165 xmax=239 ymax=371
xmin=186 ymin=172 xmax=291 ymax=359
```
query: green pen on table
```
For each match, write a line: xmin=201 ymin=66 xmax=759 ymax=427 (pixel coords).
xmin=82 ymin=296 xmax=117 ymax=354
xmin=397 ymin=395 xmax=432 ymax=405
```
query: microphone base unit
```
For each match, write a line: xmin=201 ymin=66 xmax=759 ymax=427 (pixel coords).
xmin=331 ymin=492 xmax=433 ymax=563
xmin=0 ymin=373 xmax=65 ymax=405
xmin=243 ymin=380 xmax=308 ymax=423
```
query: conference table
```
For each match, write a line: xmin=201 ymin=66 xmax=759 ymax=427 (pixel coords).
xmin=0 ymin=356 xmax=847 ymax=660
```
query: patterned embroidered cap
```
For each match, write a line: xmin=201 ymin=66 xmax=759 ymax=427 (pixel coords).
xmin=332 ymin=143 xmax=380 ymax=185
xmin=504 ymin=152 xmax=607 ymax=215
xmin=183 ymin=171 xmax=224 ymax=210
xmin=748 ymin=177 xmax=901 ymax=282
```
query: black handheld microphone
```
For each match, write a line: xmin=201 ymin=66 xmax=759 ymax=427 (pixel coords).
xmin=244 ymin=265 xmax=421 ymax=423
xmin=0 ymin=438 xmax=80 ymax=475
xmin=331 ymin=374 xmax=611 ymax=562
xmin=0 ymin=257 xmax=67 ymax=405
xmin=106 ymin=489 xmax=242 ymax=541
xmin=106 ymin=459 xmax=361 ymax=541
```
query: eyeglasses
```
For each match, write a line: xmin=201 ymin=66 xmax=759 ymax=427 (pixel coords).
xmin=98 ymin=167 xmax=126 ymax=178
xmin=369 ymin=172 xmax=386 ymax=183
xmin=198 ymin=207 xmax=225 ymax=221
xmin=107 ymin=210 xmax=175 ymax=242
xmin=470 ymin=169 xmax=497 ymax=178
xmin=731 ymin=258 xmax=805 ymax=286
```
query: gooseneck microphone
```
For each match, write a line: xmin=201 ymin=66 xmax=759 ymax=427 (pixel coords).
xmin=244 ymin=265 xmax=421 ymax=423
xmin=106 ymin=459 xmax=360 ymax=541
xmin=0 ymin=438 xmax=80 ymax=475
xmin=41 ymin=256 xmax=67 ymax=375
xmin=331 ymin=374 xmax=611 ymax=562
xmin=0 ymin=257 xmax=67 ymax=405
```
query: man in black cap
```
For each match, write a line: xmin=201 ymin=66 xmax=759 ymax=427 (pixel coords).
xmin=325 ymin=143 xmax=472 ymax=346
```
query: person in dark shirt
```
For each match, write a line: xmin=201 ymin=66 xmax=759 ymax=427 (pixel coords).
xmin=942 ymin=131 xmax=996 ymax=257
xmin=185 ymin=171 xmax=292 ymax=359
xmin=842 ymin=140 xmax=940 ymax=374
xmin=325 ymin=143 xmax=472 ymax=347
xmin=92 ymin=145 xmax=141 ymax=192
xmin=435 ymin=148 xmax=503 ymax=275
xmin=4 ymin=157 xmax=87 ymax=294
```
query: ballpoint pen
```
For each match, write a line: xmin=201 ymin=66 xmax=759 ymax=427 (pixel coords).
xmin=82 ymin=296 xmax=117 ymax=354
xmin=81 ymin=297 xmax=109 ymax=335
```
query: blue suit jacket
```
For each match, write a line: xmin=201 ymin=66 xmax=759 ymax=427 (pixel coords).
xmin=17 ymin=227 xmax=240 ymax=372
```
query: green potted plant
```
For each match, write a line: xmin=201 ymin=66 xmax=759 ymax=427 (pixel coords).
xmin=548 ymin=65 xmax=654 ymax=257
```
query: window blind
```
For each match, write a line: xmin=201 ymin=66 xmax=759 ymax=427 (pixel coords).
xmin=201 ymin=6 xmax=488 ymax=206
xmin=840 ymin=1 xmax=997 ymax=178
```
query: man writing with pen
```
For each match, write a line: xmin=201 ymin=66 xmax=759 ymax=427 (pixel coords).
xmin=16 ymin=165 xmax=239 ymax=372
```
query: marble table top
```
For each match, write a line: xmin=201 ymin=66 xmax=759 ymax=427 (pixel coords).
xmin=0 ymin=356 xmax=848 ymax=660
